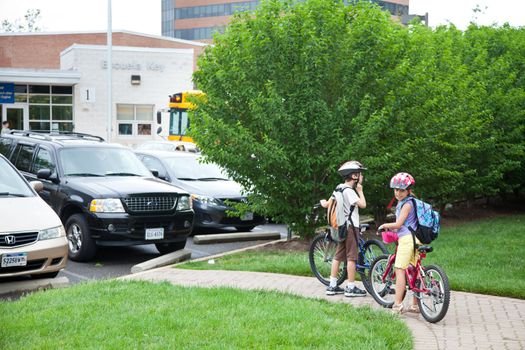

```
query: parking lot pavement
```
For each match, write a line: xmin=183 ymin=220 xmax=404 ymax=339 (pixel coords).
xmin=0 ymin=276 xmax=69 ymax=300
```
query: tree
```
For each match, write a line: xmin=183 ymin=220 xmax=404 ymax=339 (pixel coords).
xmin=190 ymin=0 xmax=501 ymax=236
xmin=192 ymin=0 xmax=396 ymax=235
xmin=1 ymin=9 xmax=42 ymax=33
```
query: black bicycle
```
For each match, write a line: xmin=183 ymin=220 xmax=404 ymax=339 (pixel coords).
xmin=308 ymin=222 xmax=388 ymax=294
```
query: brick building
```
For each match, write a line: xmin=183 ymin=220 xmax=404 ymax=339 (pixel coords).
xmin=162 ymin=0 xmax=421 ymax=42
xmin=0 ymin=31 xmax=208 ymax=146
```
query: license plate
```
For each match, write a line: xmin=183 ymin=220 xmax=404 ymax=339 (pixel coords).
xmin=145 ymin=228 xmax=164 ymax=240
xmin=1 ymin=253 xmax=27 ymax=267
xmin=241 ymin=212 xmax=254 ymax=221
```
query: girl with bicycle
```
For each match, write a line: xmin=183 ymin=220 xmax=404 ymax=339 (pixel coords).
xmin=377 ymin=172 xmax=421 ymax=314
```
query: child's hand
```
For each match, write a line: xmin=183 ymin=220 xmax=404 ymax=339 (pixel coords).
xmin=320 ymin=199 xmax=328 ymax=208
xmin=356 ymin=182 xmax=363 ymax=192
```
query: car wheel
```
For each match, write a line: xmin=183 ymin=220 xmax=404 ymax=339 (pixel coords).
xmin=235 ymin=226 xmax=255 ymax=232
xmin=31 ymin=271 xmax=59 ymax=279
xmin=155 ymin=241 xmax=186 ymax=255
xmin=65 ymin=214 xmax=97 ymax=262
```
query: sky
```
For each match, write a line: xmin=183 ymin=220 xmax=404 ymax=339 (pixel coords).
xmin=0 ymin=0 xmax=524 ymax=35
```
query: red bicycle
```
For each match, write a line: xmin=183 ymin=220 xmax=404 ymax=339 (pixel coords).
xmin=368 ymin=230 xmax=450 ymax=323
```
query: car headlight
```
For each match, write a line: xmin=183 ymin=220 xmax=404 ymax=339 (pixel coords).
xmin=90 ymin=198 xmax=125 ymax=213
xmin=191 ymin=194 xmax=222 ymax=207
xmin=38 ymin=225 xmax=66 ymax=240
xmin=176 ymin=195 xmax=192 ymax=210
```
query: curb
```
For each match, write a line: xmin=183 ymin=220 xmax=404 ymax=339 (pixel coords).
xmin=131 ymin=249 xmax=192 ymax=274
xmin=179 ymin=235 xmax=301 ymax=265
xmin=124 ymin=236 xmax=300 ymax=278
xmin=0 ymin=276 xmax=69 ymax=297
xmin=193 ymin=231 xmax=282 ymax=244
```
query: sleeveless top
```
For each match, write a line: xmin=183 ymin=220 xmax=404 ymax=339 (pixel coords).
xmin=395 ymin=196 xmax=417 ymax=238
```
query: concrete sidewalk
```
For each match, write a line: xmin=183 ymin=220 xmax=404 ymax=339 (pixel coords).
xmin=123 ymin=267 xmax=525 ymax=350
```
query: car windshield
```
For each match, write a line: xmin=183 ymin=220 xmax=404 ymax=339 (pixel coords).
xmin=0 ymin=157 xmax=34 ymax=197
xmin=60 ymin=147 xmax=152 ymax=177
xmin=164 ymin=156 xmax=229 ymax=181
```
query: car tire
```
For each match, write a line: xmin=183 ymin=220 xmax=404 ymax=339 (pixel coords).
xmin=65 ymin=214 xmax=97 ymax=262
xmin=155 ymin=241 xmax=186 ymax=255
xmin=235 ymin=226 xmax=255 ymax=232
xmin=31 ymin=271 xmax=59 ymax=279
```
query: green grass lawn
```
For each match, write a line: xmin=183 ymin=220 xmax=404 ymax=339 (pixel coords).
xmin=180 ymin=214 xmax=525 ymax=299
xmin=0 ymin=280 xmax=411 ymax=350
xmin=423 ymin=214 xmax=525 ymax=299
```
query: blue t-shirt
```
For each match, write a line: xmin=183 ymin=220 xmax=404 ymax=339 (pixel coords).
xmin=395 ymin=197 xmax=417 ymax=238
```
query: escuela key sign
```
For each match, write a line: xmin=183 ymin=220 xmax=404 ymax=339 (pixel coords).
xmin=0 ymin=83 xmax=15 ymax=104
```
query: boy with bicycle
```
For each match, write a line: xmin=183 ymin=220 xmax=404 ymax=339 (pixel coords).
xmin=322 ymin=160 xmax=367 ymax=297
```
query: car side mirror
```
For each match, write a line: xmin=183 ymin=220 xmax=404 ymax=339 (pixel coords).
xmin=30 ymin=180 xmax=44 ymax=192
xmin=37 ymin=168 xmax=59 ymax=183
xmin=150 ymin=169 xmax=159 ymax=177
xmin=156 ymin=126 xmax=162 ymax=135
xmin=37 ymin=168 xmax=52 ymax=180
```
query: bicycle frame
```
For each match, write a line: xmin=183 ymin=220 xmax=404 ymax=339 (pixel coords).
xmin=380 ymin=244 xmax=430 ymax=295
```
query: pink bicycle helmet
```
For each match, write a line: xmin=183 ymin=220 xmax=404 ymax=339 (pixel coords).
xmin=390 ymin=172 xmax=415 ymax=190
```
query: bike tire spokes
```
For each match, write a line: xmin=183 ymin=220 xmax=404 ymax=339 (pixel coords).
xmin=369 ymin=255 xmax=396 ymax=307
xmin=309 ymin=233 xmax=346 ymax=286
xmin=418 ymin=265 xmax=450 ymax=323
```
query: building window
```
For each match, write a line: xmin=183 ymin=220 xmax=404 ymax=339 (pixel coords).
xmin=174 ymin=26 xmax=225 ymax=40
xmin=174 ymin=1 xmax=259 ymax=20
xmin=15 ymin=84 xmax=74 ymax=132
xmin=116 ymin=104 xmax=154 ymax=136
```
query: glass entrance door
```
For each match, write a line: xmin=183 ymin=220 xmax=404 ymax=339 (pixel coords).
xmin=2 ymin=104 xmax=28 ymax=131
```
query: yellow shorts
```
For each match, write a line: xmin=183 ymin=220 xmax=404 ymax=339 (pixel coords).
xmin=394 ymin=234 xmax=420 ymax=269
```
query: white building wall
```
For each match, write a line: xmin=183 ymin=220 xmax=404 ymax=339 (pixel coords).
xmin=60 ymin=44 xmax=194 ymax=147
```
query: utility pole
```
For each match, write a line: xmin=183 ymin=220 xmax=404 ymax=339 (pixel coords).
xmin=107 ymin=0 xmax=112 ymax=142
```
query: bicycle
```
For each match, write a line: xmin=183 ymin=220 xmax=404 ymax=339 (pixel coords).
xmin=308 ymin=207 xmax=388 ymax=294
xmin=368 ymin=230 xmax=450 ymax=323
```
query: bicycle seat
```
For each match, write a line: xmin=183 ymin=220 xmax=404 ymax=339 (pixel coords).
xmin=417 ymin=246 xmax=433 ymax=253
xmin=360 ymin=224 xmax=370 ymax=230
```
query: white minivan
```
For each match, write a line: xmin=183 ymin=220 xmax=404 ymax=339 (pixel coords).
xmin=0 ymin=154 xmax=67 ymax=279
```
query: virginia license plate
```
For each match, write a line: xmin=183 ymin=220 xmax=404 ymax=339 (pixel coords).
xmin=145 ymin=228 xmax=164 ymax=240
xmin=1 ymin=253 xmax=27 ymax=267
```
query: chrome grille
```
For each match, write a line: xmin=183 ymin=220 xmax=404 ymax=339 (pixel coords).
xmin=122 ymin=196 xmax=177 ymax=212
xmin=0 ymin=231 xmax=39 ymax=247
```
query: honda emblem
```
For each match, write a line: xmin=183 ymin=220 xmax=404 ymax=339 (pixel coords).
xmin=4 ymin=235 xmax=16 ymax=245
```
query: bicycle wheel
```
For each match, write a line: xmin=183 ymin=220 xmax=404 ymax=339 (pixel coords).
xmin=358 ymin=239 xmax=388 ymax=294
xmin=417 ymin=264 xmax=450 ymax=323
xmin=308 ymin=231 xmax=347 ymax=286
xmin=368 ymin=254 xmax=396 ymax=307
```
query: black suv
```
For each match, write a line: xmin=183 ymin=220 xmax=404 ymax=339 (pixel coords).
xmin=0 ymin=131 xmax=194 ymax=261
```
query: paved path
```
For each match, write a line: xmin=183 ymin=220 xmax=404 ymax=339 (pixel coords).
xmin=123 ymin=268 xmax=525 ymax=350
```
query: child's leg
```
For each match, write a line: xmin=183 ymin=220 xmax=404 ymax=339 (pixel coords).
xmin=330 ymin=259 xmax=341 ymax=279
xmin=346 ymin=260 xmax=356 ymax=282
xmin=395 ymin=268 xmax=406 ymax=305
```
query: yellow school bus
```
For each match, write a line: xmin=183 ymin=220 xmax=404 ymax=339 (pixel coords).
xmin=167 ymin=90 xmax=203 ymax=142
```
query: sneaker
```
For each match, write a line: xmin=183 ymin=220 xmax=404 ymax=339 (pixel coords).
xmin=391 ymin=303 xmax=404 ymax=315
xmin=344 ymin=286 xmax=367 ymax=297
xmin=326 ymin=285 xmax=344 ymax=295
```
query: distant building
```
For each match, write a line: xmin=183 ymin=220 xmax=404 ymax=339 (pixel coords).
xmin=162 ymin=0 xmax=425 ymax=42
xmin=0 ymin=31 xmax=207 ymax=146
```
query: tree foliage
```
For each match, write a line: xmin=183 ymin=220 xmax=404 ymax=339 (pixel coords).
xmin=1 ymin=9 xmax=42 ymax=33
xmin=191 ymin=0 xmax=525 ymax=236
